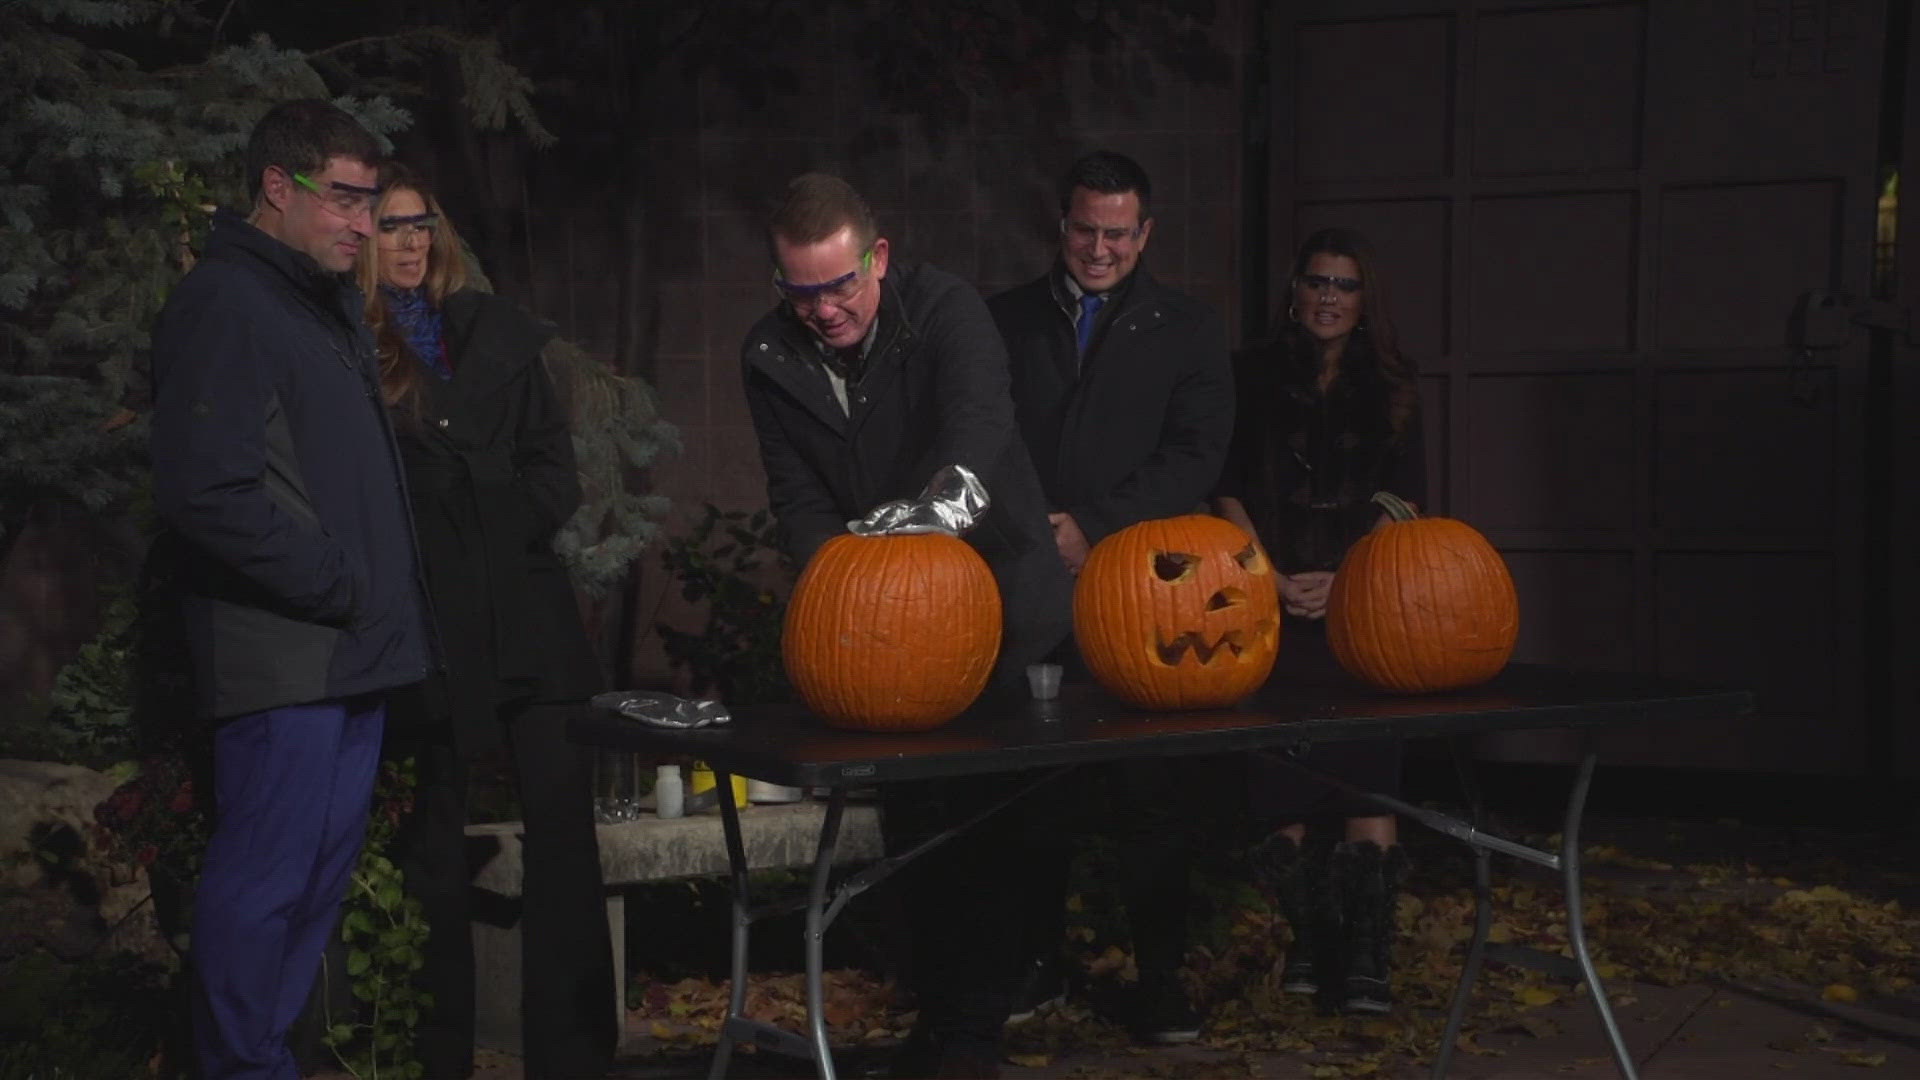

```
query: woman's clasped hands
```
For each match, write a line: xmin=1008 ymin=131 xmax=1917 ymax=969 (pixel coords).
xmin=1280 ymin=569 xmax=1334 ymax=619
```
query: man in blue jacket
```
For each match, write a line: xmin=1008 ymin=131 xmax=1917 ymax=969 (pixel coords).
xmin=149 ymin=100 xmax=432 ymax=1080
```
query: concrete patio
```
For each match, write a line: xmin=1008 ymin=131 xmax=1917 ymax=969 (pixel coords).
xmin=453 ymin=772 xmax=1920 ymax=1076
xmin=464 ymin=805 xmax=1920 ymax=1079
xmin=463 ymin=977 xmax=1920 ymax=1078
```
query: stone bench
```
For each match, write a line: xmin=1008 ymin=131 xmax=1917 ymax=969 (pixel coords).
xmin=465 ymin=799 xmax=884 ymax=1054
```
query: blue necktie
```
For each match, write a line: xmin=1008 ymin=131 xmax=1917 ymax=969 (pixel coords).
xmin=1076 ymin=292 xmax=1106 ymax=355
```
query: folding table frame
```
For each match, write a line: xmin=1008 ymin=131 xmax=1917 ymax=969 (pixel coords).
xmin=573 ymin=665 xmax=1749 ymax=1080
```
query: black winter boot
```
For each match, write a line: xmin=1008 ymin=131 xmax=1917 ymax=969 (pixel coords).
xmin=1328 ymin=841 xmax=1410 ymax=1015
xmin=1247 ymin=832 xmax=1333 ymax=997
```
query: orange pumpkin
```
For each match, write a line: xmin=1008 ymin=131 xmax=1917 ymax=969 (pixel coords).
xmin=783 ymin=532 xmax=1002 ymax=730
xmin=1074 ymin=515 xmax=1281 ymax=709
xmin=1327 ymin=493 xmax=1518 ymax=693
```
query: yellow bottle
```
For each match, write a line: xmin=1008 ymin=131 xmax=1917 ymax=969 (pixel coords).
xmin=687 ymin=760 xmax=748 ymax=809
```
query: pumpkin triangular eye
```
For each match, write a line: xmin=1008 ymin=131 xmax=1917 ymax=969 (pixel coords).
xmin=1153 ymin=551 xmax=1198 ymax=582
xmin=1233 ymin=544 xmax=1265 ymax=572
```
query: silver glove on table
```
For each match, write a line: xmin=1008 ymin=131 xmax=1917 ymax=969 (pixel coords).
xmin=592 ymin=690 xmax=731 ymax=729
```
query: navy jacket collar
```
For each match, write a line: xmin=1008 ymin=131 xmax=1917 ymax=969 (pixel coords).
xmin=205 ymin=208 xmax=353 ymax=308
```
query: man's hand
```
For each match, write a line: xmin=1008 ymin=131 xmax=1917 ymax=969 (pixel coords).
xmin=1048 ymin=512 xmax=1091 ymax=575
xmin=1281 ymin=570 xmax=1334 ymax=619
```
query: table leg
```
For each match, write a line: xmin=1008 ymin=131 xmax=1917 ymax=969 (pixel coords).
xmin=702 ymin=769 xmax=1069 ymax=1080
xmin=709 ymin=771 xmax=753 ymax=1080
xmin=1264 ymin=745 xmax=1638 ymax=1080
xmin=1432 ymin=741 xmax=1495 ymax=1080
xmin=1432 ymin=845 xmax=1494 ymax=1079
xmin=1561 ymin=753 xmax=1637 ymax=1080
xmin=707 ymin=773 xmax=833 ymax=1076
xmin=804 ymin=791 xmax=846 ymax=1080
xmin=1429 ymin=751 xmax=1638 ymax=1080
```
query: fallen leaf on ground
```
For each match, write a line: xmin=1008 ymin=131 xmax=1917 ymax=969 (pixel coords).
xmin=620 ymin=825 xmax=1920 ymax=1076
xmin=1514 ymin=986 xmax=1559 ymax=1007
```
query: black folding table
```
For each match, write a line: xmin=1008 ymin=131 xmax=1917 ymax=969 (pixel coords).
xmin=573 ymin=663 xmax=1751 ymax=1080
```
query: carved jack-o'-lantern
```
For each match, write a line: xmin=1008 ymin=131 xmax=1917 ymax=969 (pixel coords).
xmin=1073 ymin=515 xmax=1282 ymax=709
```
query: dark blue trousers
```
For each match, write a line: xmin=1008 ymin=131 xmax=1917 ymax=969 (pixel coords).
xmin=192 ymin=696 xmax=386 ymax=1080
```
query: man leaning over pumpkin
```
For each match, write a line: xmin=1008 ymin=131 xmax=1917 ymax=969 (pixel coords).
xmin=986 ymin=150 xmax=1238 ymax=1045
xmin=738 ymin=173 xmax=1074 ymax=1078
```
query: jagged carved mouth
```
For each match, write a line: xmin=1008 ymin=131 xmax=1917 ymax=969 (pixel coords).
xmin=1155 ymin=623 xmax=1274 ymax=666
xmin=1157 ymin=630 xmax=1244 ymax=665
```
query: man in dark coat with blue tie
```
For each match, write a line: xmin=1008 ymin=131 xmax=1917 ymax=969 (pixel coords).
xmin=987 ymin=151 xmax=1233 ymax=575
xmin=987 ymin=150 xmax=1235 ymax=1045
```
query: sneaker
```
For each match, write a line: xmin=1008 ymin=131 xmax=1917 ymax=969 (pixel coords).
xmin=889 ymin=1029 xmax=938 ymax=1079
xmin=1004 ymin=955 xmax=1066 ymax=1025
xmin=1129 ymin=976 xmax=1201 ymax=1045
xmin=890 ymin=1031 xmax=1003 ymax=1080
xmin=1343 ymin=973 xmax=1392 ymax=1016
xmin=930 ymin=1040 xmax=1002 ymax=1079
xmin=1279 ymin=950 xmax=1318 ymax=996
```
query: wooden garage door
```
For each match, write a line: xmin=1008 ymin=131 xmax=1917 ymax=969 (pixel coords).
xmin=1266 ymin=0 xmax=1894 ymax=773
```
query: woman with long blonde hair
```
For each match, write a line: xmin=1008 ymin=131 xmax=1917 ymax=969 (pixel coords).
xmin=359 ymin=164 xmax=614 ymax=1079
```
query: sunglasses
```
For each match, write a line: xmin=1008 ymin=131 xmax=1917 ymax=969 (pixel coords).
xmin=1297 ymin=273 xmax=1362 ymax=295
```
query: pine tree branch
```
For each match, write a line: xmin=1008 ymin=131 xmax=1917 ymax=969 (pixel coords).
xmin=651 ymin=4 xmax=719 ymax=71
xmin=210 ymin=0 xmax=239 ymax=46
xmin=311 ymin=27 xmax=466 ymax=60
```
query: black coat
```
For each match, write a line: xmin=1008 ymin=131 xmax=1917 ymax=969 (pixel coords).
xmin=150 ymin=210 xmax=431 ymax=719
xmin=1214 ymin=332 xmax=1427 ymax=573
xmin=741 ymin=261 xmax=1073 ymax=683
xmin=988 ymin=266 xmax=1234 ymax=545
xmin=387 ymin=289 xmax=600 ymax=754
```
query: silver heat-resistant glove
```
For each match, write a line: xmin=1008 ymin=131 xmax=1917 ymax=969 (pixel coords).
xmin=846 ymin=463 xmax=990 ymax=537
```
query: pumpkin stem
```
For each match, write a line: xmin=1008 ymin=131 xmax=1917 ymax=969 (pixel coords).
xmin=1370 ymin=491 xmax=1420 ymax=522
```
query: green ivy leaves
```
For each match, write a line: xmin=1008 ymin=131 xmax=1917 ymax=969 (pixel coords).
xmin=656 ymin=503 xmax=796 ymax=706
xmin=323 ymin=760 xmax=431 ymax=1080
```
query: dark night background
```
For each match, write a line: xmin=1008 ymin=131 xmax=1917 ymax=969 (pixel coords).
xmin=3 ymin=0 xmax=1917 ymax=798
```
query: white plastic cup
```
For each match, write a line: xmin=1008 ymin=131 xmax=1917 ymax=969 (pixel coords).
xmin=592 ymin=750 xmax=639 ymax=823
xmin=1026 ymin=663 xmax=1062 ymax=701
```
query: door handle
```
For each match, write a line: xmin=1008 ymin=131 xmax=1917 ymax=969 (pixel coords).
xmin=1791 ymin=290 xmax=1918 ymax=349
